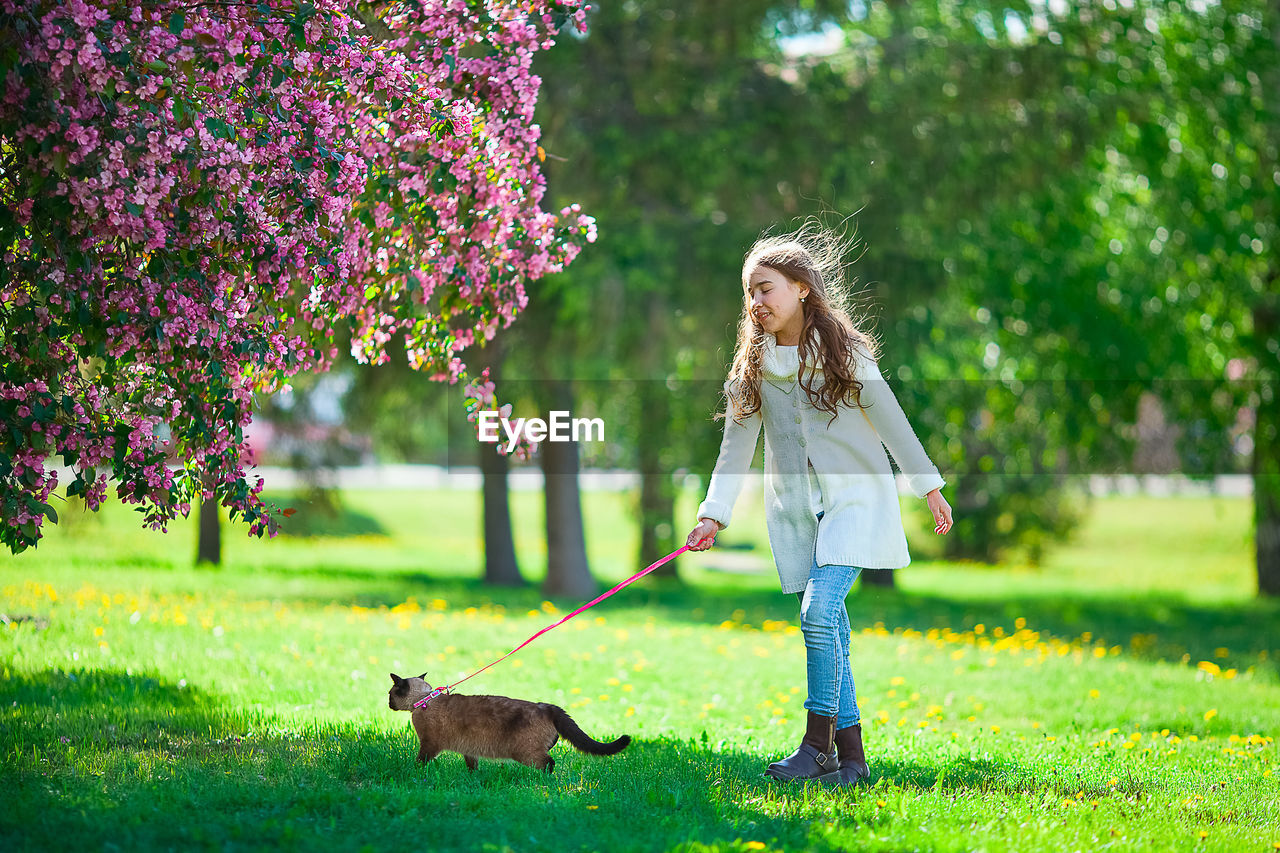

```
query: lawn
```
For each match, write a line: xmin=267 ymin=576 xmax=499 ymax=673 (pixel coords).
xmin=2 ymin=485 xmax=1278 ymax=851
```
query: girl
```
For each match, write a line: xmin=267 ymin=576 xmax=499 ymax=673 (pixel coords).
xmin=685 ymin=226 xmax=953 ymax=786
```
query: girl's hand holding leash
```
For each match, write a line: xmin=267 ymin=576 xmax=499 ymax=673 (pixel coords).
xmin=686 ymin=518 xmax=721 ymax=551
xmin=927 ymin=488 xmax=953 ymax=535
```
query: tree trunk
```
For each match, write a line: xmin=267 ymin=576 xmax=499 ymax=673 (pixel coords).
xmin=541 ymin=380 xmax=595 ymax=599
xmin=1255 ymin=285 xmax=1280 ymax=596
xmin=475 ymin=340 xmax=524 ymax=587
xmin=637 ymin=377 xmax=678 ymax=579
xmin=196 ymin=473 xmax=221 ymax=566
xmin=1255 ymin=454 xmax=1280 ymax=597
xmin=861 ymin=568 xmax=895 ymax=588
xmin=636 ymin=296 xmax=680 ymax=578
xmin=481 ymin=436 xmax=524 ymax=586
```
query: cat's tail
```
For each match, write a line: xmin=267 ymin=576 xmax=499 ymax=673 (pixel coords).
xmin=549 ymin=706 xmax=631 ymax=756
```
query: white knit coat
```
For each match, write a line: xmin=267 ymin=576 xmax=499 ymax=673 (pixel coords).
xmin=696 ymin=334 xmax=946 ymax=593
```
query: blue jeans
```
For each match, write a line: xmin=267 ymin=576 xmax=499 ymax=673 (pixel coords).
xmin=799 ymin=551 xmax=862 ymax=729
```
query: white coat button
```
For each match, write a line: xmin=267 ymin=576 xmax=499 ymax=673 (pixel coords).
xmin=799 ymin=437 xmax=806 ymax=447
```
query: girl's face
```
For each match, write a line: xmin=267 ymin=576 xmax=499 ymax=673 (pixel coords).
xmin=747 ymin=264 xmax=809 ymax=345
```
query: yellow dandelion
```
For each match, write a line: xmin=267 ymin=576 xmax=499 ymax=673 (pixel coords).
xmin=1089 ymin=689 xmax=1100 ymax=699
xmin=586 ymin=805 xmax=598 ymax=811
xmin=876 ymin=799 xmax=886 ymax=808
xmin=991 ymin=726 xmax=1001 ymax=734
xmin=1204 ymin=709 xmax=1218 ymax=721
xmin=745 ymin=843 xmax=765 ymax=851
xmin=1108 ymin=777 xmax=1119 ymax=786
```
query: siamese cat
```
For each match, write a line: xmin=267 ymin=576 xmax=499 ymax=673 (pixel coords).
xmin=388 ymin=672 xmax=631 ymax=772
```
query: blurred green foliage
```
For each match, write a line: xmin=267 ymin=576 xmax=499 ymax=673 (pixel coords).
xmin=335 ymin=1 xmax=1278 ymax=583
xmin=527 ymin=0 xmax=1277 ymax=572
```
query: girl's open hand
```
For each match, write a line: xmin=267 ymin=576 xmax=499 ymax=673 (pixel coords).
xmin=686 ymin=518 xmax=720 ymax=551
xmin=927 ymin=488 xmax=953 ymax=535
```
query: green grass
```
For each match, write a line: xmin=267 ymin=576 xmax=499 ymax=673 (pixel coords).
xmin=3 ymin=488 xmax=1278 ymax=851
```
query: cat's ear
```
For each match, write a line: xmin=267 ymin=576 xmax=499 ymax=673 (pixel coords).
xmin=390 ymin=673 xmax=403 ymax=684
xmin=418 ymin=671 xmax=428 ymax=680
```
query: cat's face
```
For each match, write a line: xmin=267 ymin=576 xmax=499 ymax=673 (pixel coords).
xmin=388 ymin=672 xmax=432 ymax=710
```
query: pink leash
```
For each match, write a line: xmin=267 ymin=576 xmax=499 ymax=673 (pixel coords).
xmin=415 ymin=542 xmax=699 ymax=707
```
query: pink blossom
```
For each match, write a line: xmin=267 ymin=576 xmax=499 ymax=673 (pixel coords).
xmin=0 ymin=0 xmax=591 ymax=553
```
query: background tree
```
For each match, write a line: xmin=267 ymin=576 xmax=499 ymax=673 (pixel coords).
xmin=472 ymin=340 xmax=525 ymax=586
xmin=499 ymin=280 xmax=597 ymax=596
xmin=817 ymin=1 xmax=1277 ymax=590
xmin=531 ymin=0 xmax=847 ymax=579
xmin=1091 ymin=1 xmax=1279 ymax=595
xmin=533 ymin=0 xmax=1275 ymax=595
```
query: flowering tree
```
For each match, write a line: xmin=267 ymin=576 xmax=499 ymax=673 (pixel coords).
xmin=0 ymin=0 xmax=594 ymax=552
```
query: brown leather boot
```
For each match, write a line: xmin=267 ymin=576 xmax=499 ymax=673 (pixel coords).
xmin=764 ymin=711 xmax=838 ymax=781
xmin=828 ymin=723 xmax=870 ymax=785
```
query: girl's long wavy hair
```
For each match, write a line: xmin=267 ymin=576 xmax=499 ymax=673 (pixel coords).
xmin=721 ymin=221 xmax=880 ymax=424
